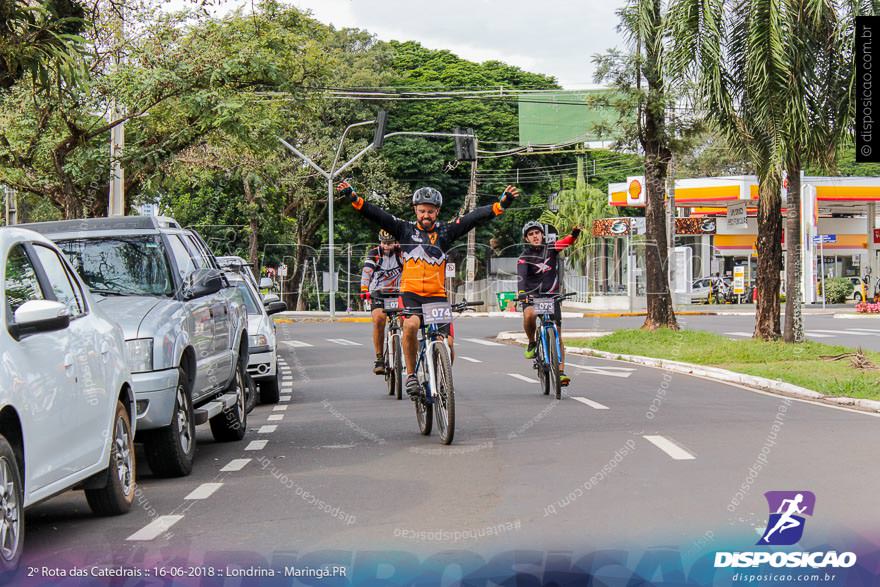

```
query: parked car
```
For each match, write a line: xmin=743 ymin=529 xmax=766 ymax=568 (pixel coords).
xmin=226 ymin=272 xmax=287 ymax=404
xmin=216 ymin=256 xmax=259 ymax=290
xmin=0 ymin=228 xmax=135 ymax=579
xmin=849 ymin=276 xmax=868 ymax=302
xmin=25 ymin=216 xmax=249 ymax=478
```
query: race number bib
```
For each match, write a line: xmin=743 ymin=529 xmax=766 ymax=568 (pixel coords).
xmin=384 ymin=297 xmax=399 ymax=310
xmin=422 ymin=302 xmax=453 ymax=325
xmin=533 ymin=298 xmax=555 ymax=314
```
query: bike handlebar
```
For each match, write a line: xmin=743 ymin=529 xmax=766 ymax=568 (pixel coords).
xmin=517 ymin=291 xmax=577 ymax=302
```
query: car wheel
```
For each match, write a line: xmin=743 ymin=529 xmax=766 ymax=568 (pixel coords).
xmin=0 ymin=435 xmax=23 ymax=583
xmin=210 ymin=357 xmax=248 ymax=442
xmin=144 ymin=368 xmax=196 ymax=478
xmin=244 ymin=373 xmax=257 ymax=414
xmin=259 ymin=369 xmax=280 ymax=404
xmin=855 ymin=292 xmax=863 ymax=302
xmin=86 ymin=401 xmax=136 ymax=515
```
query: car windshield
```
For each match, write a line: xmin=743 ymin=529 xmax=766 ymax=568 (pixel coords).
xmin=56 ymin=236 xmax=174 ymax=297
xmin=234 ymin=282 xmax=262 ymax=315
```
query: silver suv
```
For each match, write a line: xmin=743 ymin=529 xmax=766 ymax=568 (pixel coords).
xmin=25 ymin=216 xmax=249 ymax=478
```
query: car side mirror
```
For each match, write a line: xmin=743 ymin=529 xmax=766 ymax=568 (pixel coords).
xmin=183 ymin=268 xmax=225 ymax=300
xmin=262 ymin=293 xmax=280 ymax=304
xmin=9 ymin=300 xmax=70 ymax=339
xmin=259 ymin=277 xmax=274 ymax=290
xmin=265 ymin=300 xmax=287 ymax=315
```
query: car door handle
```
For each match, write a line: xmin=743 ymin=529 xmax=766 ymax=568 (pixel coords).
xmin=63 ymin=353 xmax=76 ymax=377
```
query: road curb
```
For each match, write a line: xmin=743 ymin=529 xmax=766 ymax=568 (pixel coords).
xmin=495 ymin=331 xmax=880 ymax=414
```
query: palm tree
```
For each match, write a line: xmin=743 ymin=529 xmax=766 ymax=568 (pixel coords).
xmin=602 ymin=0 xmax=679 ymax=330
xmin=668 ymin=0 xmax=872 ymax=340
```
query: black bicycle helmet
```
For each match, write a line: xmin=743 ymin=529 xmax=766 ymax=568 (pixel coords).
xmin=378 ymin=229 xmax=396 ymax=243
xmin=522 ymin=220 xmax=545 ymax=238
xmin=412 ymin=186 xmax=442 ymax=207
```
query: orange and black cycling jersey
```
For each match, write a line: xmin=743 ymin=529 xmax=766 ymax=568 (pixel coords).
xmin=351 ymin=196 xmax=505 ymax=298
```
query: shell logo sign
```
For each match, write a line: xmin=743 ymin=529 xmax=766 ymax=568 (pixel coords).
xmin=626 ymin=176 xmax=646 ymax=206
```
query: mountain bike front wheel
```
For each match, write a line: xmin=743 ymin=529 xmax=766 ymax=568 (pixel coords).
xmin=415 ymin=374 xmax=433 ymax=436
xmin=393 ymin=334 xmax=404 ymax=400
xmin=536 ymin=330 xmax=550 ymax=396
xmin=432 ymin=343 xmax=455 ymax=445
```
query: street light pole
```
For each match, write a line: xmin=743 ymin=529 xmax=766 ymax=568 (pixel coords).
xmin=279 ymin=128 xmax=473 ymax=321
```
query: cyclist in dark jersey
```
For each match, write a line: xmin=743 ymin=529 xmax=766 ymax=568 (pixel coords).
xmin=360 ymin=229 xmax=403 ymax=374
xmin=338 ymin=180 xmax=518 ymax=398
xmin=517 ymin=220 xmax=581 ymax=386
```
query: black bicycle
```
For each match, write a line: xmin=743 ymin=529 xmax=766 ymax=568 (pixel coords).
xmin=521 ymin=291 xmax=576 ymax=400
xmin=380 ymin=292 xmax=404 ymax=400
xmin=406 ymin=299 xmax=481 ymax=445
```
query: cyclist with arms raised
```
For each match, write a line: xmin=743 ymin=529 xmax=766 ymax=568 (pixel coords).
xmin=518 ymin=220 xmax=581 ymax=387
xmin=361 ymin=229 xmax=403 ymax=375
xmin=338 ymin=181 xmax=518 ymax=398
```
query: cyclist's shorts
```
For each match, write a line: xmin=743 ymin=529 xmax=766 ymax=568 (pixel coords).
xmin=521 ymin=297 xmax=562 ymax=326
xmin=401 ymin=292 xmax=455 ymax=338
xmin=369 ymin=291 xmax=401 ymax=312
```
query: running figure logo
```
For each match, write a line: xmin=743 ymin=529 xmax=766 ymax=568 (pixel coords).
xmin=758 ymin=491 xmax=816 ymax=546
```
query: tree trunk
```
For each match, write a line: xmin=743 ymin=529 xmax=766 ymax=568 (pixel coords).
xmin=754 ymin=169 xmax=784 ymax=340
xmin=642 ymin=153 xmax=678 ymax=330
xmin=783 ymin=166 xmax=804 ymax=343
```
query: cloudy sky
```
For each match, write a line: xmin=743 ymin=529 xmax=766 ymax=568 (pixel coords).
xmin=212 ymin=0 xmax=627 ymax=88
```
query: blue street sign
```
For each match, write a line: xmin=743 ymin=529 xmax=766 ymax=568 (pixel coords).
xmin=812 ymin=234 xmax=837 ymax=244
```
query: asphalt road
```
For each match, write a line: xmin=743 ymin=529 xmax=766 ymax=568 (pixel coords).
xmin=17 ymin=317 xmax=880 ymax=582
xmin=563 ymin=313 xmax=880 ymax=351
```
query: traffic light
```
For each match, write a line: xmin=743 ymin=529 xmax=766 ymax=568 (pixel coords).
xmin=454 ymin=127 xmax=476 ymax=161
xmin=373 ymin=110 xmax=388 ymax=149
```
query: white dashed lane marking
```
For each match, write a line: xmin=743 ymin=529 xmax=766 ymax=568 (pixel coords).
xmin=258 ymin=425 xmax=278 ymax=434
xmin=643 ymin=435 xmax=696 ymax=460
xmin=463 ymin=338 xmax=503 ymax=347
xmin=569 ymin=364 xmax=635 ymax=378
xmin=220 ymin=458 xmax=251 ymax=472
xmin=282 ymin=340 xmax=313 ymax=348
xmin=245 ymin=440 xmax=268 ymax=451
xmin=327 ymin=338 xmax=362 ymax=346
xmin=572 ymin=396 xmax=610 ymax=410
xmin=273 ymin=405 xmax=288 ymax=411
xmin=268 ymin=414 xmax=284 ymax=422
xmin=459 ymin=356 xmax=482 ymax=363
xmin=184 ymin=483 xmax=223 ymax=500
xmin=508 ymin=373 xmax=539 ymax=384
xmin=127 ymin=515 xmax=184 ymax=541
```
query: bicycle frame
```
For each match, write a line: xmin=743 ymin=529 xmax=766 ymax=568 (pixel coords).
xmin=537 ymin=314 xmax=562 ymax=370
xmin=414 ymin=324 xmax=448 ymax=405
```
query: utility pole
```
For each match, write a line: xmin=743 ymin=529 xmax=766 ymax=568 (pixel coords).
xmin=4 ymin=186 xmax=17 ymax=225
xmin=108 ymin=8 xmax=125 ymax=216
xmin=464 ymin=136 xmax=478 ymax=303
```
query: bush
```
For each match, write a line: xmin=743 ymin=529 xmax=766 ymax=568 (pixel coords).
xmin=824 ymin=277 xmax=854 ymax=304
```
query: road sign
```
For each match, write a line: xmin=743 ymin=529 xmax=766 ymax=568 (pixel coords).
xmin=812 ymin=234 xmax=837 ymax=244
xmin=727 ymin=202 xmax=748 ymax=227
xmin=733 ymin=266 xmax=745 ymax=295
xmin=445 ymin=262 xmax=455 ymax=278
xmin=278 ymin=263 xmax=288 ymax=277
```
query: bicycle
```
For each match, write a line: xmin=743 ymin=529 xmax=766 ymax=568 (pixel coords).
xmin=380 ymin=292 xmax=404 ymax=400
xmin=407 ymin=299 xmax=482 ymax=445
xmin=521 ymin=291 xmax=576 ymax=400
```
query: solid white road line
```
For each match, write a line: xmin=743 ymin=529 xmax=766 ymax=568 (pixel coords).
xmin=282 ymin=340 xmax=313 ymax=348
xmin=850 ymin=328 xmax=880 ymax=333
xmin=268 ymin=414 xmax=284 ymax=421
xmin=572 ymin=396 xmax=610 ymax=410
xmin=804 ymin=332 xmax=834 ymax=338
xmin=725 ymin=332 xmax=752 ymax=337
xmin=459 ymin=356 xmax=482 ymax=363
xmin=643 ymin=435 xmax=696 ymax=460
xmin=245 ymin=440 xmax=268 ymax=451
xmin=127 ymin=515 xmax=184 ymax=541
xmin=569 ymin=364 xmax=635 ymax=378
xmin=185 ymin=483 xmax=223 ymax=500
xmin=273 ymin=405 xmax=288 ymax=411
xmin=258 ymin=425 xmax=278 ymax=433
xmin=327 ymin=338 xmax=362 ymax=346
xmin=810 ymin=329 xmax=874 ymax=336
xmin=463 ymin=338 xmax=504 ymax=347
xmin=220 ymin=458 xmax=252 ymax=472
xmin=508 ymin=373 xmax=539 ymax=384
